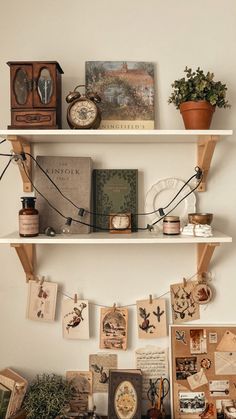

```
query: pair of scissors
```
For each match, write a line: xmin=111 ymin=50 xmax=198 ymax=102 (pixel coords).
xmin=147 ymin=377 xmax=170 ymax=408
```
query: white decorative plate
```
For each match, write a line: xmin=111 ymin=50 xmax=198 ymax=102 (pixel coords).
xmin=145 ymin=178 xmax=196 ymax=230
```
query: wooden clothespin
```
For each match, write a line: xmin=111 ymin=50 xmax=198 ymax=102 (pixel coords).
xmin=40 ymin=276 xmax=45 ymax=286
xmin=149 ymin=294 xmax=153 ymax=304
xmin=113 ymin=303 xmax=116 ymax=312
xmin=74 ymin=293 xmax=78 ymax=304
xmin=183 ymin=277 xmax=187 ymax=287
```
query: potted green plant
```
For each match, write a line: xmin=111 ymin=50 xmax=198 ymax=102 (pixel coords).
xmin=23 ymin=373 xmax=73 ymax=419
xmin=168 ymin=67 xmax=230 ymax=129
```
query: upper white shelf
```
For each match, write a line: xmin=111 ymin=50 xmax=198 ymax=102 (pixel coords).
xmin=0 ymin=230 xmax=232 ymax=244
xmin=0 ymin=129 xmax=233 ymax=144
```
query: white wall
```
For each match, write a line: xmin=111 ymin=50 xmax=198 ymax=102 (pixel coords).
xmin=0 ymin=0 xmax=235 ymax=415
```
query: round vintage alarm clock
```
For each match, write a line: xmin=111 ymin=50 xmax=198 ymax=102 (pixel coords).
xmin=66 ymin=85 xmax=101 ymax=129
xmin=109 ymin=213 xmax=132 ymax=233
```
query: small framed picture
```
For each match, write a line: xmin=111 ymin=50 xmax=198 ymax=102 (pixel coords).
xmin=26 ymin=280 xmax=58 ymax=322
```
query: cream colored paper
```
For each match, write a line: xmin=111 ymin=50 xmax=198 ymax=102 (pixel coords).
xmin=136 ymin=298 xmax=167 ymax=339
xmin=215 ymin=352 xmax=236 ymax=375
xmin=62 ymin=299 xmax=89 ymax=339
xmin=135 ymin=346 xmax=168 ymax=399
xmin=187 ymin=369 xmax=208 ymax=390
xmin=170 ymin=281 xmax=200 ymax=324
xmin=216 ymin=330 xmax=236 ymax=352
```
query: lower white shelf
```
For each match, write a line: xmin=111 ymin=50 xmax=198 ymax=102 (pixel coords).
xmin=0 ymin=230 xmax=232 ymax=244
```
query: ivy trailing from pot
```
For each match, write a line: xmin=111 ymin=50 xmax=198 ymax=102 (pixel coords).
xmin=168 ymin=67 xmax=230 ymax=129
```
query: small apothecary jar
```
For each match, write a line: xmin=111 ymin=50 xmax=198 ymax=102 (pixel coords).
xmin=163 ymin=216 xmax=180 ymax=235
xmin=19 ymin=196 xmax=39 ymax=237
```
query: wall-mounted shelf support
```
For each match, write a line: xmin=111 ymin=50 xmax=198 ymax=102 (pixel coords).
xmin=197 ymin=242 xmax=219 ymax=274
xmin=197 ymin=136 xmax=218 ymax=192
xmin=8 ymin=135 xmax=32 ymax=192
xmin=11 ymin=243 xmax=35 ymax=282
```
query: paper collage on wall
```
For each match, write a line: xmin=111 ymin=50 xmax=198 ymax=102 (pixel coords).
xmin=62 ymin=299 xmax=89 ymax=339
xmin=89 ymin=353 xmax=117 ymax=393
xmin=100 ymin=307 xmax=128 ymax=350
xmin=171 ymin=326 xmax=236 ymax=419
xmin=66 ymin=371 xmax=92 ymax=413
xmin=136 ymin=298 xmax=167 ymax=339
xmin=26 ymin=280 xmax=58 ymax=322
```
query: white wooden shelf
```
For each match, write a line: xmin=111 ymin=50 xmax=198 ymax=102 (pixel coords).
xmin=0 ymin=230 xmax=232 ymax=244
xmin=0 ymin=129 xmax=233 ymax=143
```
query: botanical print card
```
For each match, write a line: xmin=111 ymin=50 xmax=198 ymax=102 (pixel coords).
xmin=62 ymin=299 xmax=89 ymax=339
xmin=89 ymin=353 xmax=117 ymax=393
xmin=26 ymin=280 xmax=58 ymax=322
xmin=136 ymin=298 xmax=167 ymax=339
xmin=66 ymin=371 xmax=92 ymax=413
xmin=86 ymin=61 xmax=155 ymax=129
xmin=170 ymin=280 xmax=200 ymax=323
xmin=100 ymin=307 xmax=128 ymax=350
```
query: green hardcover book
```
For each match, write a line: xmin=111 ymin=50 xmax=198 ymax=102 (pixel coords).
xmin=0 ymin=383 xmax=11 ymax=419
xmin=92 ymin=169 xmax=138 ymax=231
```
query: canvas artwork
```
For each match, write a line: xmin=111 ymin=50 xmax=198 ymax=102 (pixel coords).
xmin=66 ymin=371 xmax=92 ymax=413
xmin=86 ymin=61 xmax=155 ymax=129
xmin=170 ymin=280 xmax=200 ymax=323
xmin=62 ymin=299 xmax=89 ymax=339
xmin=136 ymin=298 xmax=167 ymax=339
xmin=26 ymin=280 xmax=58 ymax=322
xmin=89 ymin=353 xmax=117 ymax=393
xmin=100 ymin=307 xmax=128 ymax=350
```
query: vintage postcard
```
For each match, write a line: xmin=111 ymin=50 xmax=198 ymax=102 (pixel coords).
xmin=100 ymin=307 xmax=128 ymax=350
xmin=62 ymin=299 xmax=89 ymax=340
xmin=209 ymin=332 xmax=218 ymax=344
xmin=209 ymin=380 xmax=229 ymax=397
xmin=26 ymin=280 xmax=58 ymax=322
xmin=86 ymin=61 xmax=155 ymax=129
xmin=66 ymin=371 xmax=92 ymax=412
xmin=171 ymin=281 xmax=200 ymax=323
xmin=89 ymin=353 xmax=117 ymax=393
xmin=176 ymin=357 xmax=197 ymax=380
xmin=187 ymin=369 xmax=208 ymax=390
xmin=190 ymin=329 xmax=207 ymax=354
xmin=179 ymin=392 xmax=206 ymax=414
xmin=136 ymin=298 xmax=167 ymax=339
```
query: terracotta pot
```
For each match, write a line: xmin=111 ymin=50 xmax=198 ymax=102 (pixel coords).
xmin=179 ymin=100 xmax=215 ymax=129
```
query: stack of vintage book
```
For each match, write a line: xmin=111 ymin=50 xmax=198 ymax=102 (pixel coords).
xmin=0 ymin=369 xmax=27 ymax=419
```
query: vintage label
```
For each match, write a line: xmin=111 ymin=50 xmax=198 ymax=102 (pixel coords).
xmin=19 ymin=215 xmax=39 ymax=235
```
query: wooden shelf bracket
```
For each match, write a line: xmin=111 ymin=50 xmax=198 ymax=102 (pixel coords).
xmin=197 ymin=135 xmax=219 ymax=192
xmin=197 ymin=242 xmax=220 ymax=275
xmin=8 ymin=135 xmax=32 ymax=192
xmin=11 ymin=243 xmax=35 ymax=282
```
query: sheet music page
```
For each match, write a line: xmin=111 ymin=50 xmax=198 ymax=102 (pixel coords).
xmin=135 ymin=346 xmax=168 ymax=399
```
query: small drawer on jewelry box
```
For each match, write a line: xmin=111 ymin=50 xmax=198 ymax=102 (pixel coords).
xmin=11 ymin=110 xmax=56 ymax=127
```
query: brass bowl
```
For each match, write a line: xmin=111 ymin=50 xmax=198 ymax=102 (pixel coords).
xmin=188 ymin=213 xmax=213 ymax=225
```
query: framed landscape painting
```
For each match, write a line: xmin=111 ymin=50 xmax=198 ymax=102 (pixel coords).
xmin=86 ymin=61 xmax=155 ymax=129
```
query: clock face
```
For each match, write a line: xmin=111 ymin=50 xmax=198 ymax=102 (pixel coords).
xmin=111 ymin=214 xmax=130 ymax=230
xmin=69 ymin=99 xmax=98 ymax=127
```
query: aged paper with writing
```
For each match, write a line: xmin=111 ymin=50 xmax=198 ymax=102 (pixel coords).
xmin=135 ymin=346 xmax=168 ymax=399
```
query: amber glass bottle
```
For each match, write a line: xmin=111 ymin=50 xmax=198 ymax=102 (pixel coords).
xmin=19 ymin=197 xmax=39 ymax=237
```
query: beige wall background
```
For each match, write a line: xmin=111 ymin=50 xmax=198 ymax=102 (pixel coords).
xmin=0 ymin=0 xmax=235 ymax=414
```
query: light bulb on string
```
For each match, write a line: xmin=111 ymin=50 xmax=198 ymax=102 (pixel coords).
xmin=60 ymin=217 xmax=72 ymax=235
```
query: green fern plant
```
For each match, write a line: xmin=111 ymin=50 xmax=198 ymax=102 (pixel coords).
xmin=23 ymin=373 xmax=73 ymax=419
xmin=168 ymin=66 xmax=230 ymax=109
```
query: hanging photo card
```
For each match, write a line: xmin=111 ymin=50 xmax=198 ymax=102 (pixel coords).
xmin=62 ymin=299 xmax=89 ymax=339
xmin=100 ymin=307 xmax=128 ymax=350
xmin=89 ymin=353 xmax=117 ymax=393
xmin=170 ymin=280 xmax=200 ymax=324
xmin=26 ymin=280 xmax=58 ymax=322
xmin=136 ymin=298 xmax=167 ymax=339
xmin=66 ymin=371 xmax=92 ymax=413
